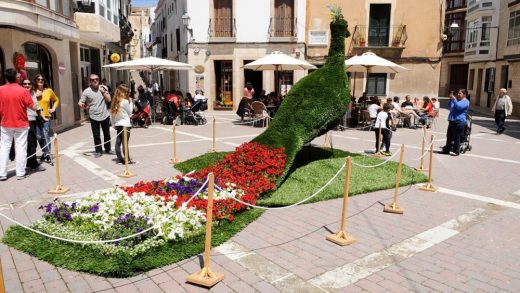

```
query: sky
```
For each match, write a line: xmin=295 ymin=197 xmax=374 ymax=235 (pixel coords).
xmin=132 ymin=0 xmax=158 ymax=7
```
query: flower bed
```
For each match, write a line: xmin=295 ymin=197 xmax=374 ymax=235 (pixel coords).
xmin=28 ymin=142 xmax=286 ymax=257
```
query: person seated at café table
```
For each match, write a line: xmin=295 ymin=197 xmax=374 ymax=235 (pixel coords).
xmin=417 ymin=96 xmax=435 ymax=127
xmin=391 ymin=96 xmax=420 ymax=128
xmin=401 ymin=95 xmax=414 ymax=108
xmin=432 ymin=97 xmax=440 ymax=111
xmin=367 ymin=96 xmax=381 ymax=127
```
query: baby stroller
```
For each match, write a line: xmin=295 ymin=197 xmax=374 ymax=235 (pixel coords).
xmin=459 ymin=112 xmax=473 ymax=154
xmin=182 ymin=100 xmax=207 ymax=125
xmin=132 ymin=98 xmax=151 ymax=128
xmin=162 ymin=93 xmax=182 ymax=125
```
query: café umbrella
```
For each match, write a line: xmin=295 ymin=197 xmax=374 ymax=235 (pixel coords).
xmin=242 ymin=51 xmax=316 ymax=94
xmin=345 ymin=51 xmax=408 ymax=97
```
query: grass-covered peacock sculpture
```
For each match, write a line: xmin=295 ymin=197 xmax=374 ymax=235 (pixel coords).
xmin=254 ymin=6 xmax=351 ymax=182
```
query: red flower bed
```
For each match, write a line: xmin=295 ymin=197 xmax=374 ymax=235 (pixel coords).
xmin=120 ymin=142 xmax=286 ymax=221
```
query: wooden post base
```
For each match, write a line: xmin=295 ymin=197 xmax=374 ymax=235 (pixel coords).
xmin=415 ymin=167 xmax=428 ymax=172
xmin=169 ymin=159 xmax=178 ymax=165
xmin=118 ymin=170 xmax=136 ymax=178
xmin=186 ymin=267 xmax=224 ymax=288
xmin=383 ymin=202 xmax=404 ymax=214
xmin=326 ymin=230 xmax=356 ymax=246
xmin=48 ymin=185 xmax=70 ymax=195
xmin=419 ymin=182 xmax=438 ymax=192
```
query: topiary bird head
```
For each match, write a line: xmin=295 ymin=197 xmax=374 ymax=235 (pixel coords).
xmin=328 ymin=4 xmax=350 ymax=38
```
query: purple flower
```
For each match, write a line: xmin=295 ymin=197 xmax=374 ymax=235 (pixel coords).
xmin=89 ymin=203 xmax=99 ymax=213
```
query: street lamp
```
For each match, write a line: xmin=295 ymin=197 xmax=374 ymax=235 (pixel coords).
xmin=442 ymin=22 xmax=460 ymax=41
xmin=81 ymin=0 xmax=92 ymax=6
xmin=182 ymin=12 xmax=194 ymax=42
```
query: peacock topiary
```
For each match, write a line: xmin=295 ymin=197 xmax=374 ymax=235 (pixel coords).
xmin=253 ymin=6 xmax=351 ymax=183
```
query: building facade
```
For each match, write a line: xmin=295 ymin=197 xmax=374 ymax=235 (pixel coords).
xmin=307 ymin=0 xmax=444 ymax=99
xmin=155 ymin=0 xmax=308 ymax=111
xmin=0 ymin=0 xmax=80 ymax=130
xmin=439 ymin=0 xmax=468 ymax=97
xmin=466 ymin=0 xmax=520 ymax=116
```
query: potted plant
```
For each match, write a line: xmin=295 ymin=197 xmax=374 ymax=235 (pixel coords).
xmin=358 ymin=35 xmax=366 ymax=47
xmin=392 ymin=25 xmax=405 ymax=47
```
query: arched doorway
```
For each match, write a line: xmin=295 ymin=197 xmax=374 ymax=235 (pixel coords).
xmin=0 ymin=47 xmax=5 ymax=86
xmin=23 ymin=42 xmax=53 ymax=88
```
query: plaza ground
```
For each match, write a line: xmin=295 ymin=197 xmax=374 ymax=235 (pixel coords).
xmin=1 ymin=103 xmax=519 ymax=292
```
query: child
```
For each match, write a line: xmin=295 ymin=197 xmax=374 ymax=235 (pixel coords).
xmin=374 ymin=103 xmax=394 ymax=156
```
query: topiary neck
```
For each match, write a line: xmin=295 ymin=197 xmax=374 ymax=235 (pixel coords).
xmin=326 ymin=19 xmax=347 ymax=66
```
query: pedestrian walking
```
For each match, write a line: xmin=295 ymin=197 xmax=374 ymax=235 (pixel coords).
xmin=491 ymin=88 xmax=513 ymax=134
xmin=441 ymin=89 xmax=469 ymax=156
xmin=78 ymin=74 xmax=112 ymax=158
xmin=0 ymin=68 xmax=37 ymax=180
xmin=374 ymin=103 xmax=393 ymax=156
xmin=110 ymin=84 xmax=136 ymax=165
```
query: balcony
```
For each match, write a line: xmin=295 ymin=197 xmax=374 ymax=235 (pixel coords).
xmin=446 ymin=0 xmax=467 ymax=11
xmin=0 ymin=0 xmax=78 ymax=39
xmin=351 ymin=25 xmax=407 ymax=57
xmin=119 ymin=10 xmax=134 ymax=45
xmin=268 ymin=17 xmax=297 ymax=42
xmin=467 ymin=0 xmax=495 ymax=16
xmin=208 ymin=17 xmax=236 ymax=42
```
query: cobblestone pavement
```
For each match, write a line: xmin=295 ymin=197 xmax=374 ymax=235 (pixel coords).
xmin=1 ymin=106 xmax=519 ymax=292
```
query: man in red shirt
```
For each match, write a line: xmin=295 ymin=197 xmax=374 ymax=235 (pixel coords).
xmin=0 ymin=68 xmax=36 ymax=180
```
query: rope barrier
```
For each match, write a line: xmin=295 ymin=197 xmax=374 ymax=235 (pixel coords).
xmin=0 ymin=176 xmax=210 ymax=245
xmin=350 ymin=150 xmax=400 ymax=168
xmin=411 ymin=140 xmax=435 ymax=161
xmin=74 ymin=129 xmax=124 ymax=153
xmin=223 ymin=162 xmax=347 ymax=210
xmin=25 ymin=136 xmax=56 ymax=160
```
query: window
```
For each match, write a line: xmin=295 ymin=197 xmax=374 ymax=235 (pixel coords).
xmin=176 ymin=29 xmax=181 ymax=52
xmin=106 ymin=0 xmax=112 ymax=22
xmin=480 ymin=16 xmax=491 ymax=47
xmin=170 ymin=33 xmax=173 ymax=51
xmin=500 ymin=65 xmax=509 ymax=89
xmin=468 ymin=69 xmax=475 ymax=90
xmin=447 ymin=0 xmax=467 ymax=10
xmin=444 ymin=12 xmax=466 ymax=53
xmin=273 ymin=0 xmax=294 ymax=37
xmin=507 ymin=10 xmax=520 ymax=46
xmin=23 ymin=42 xmax=54 ymax=91
xmin=368 ymin=4 xmax=391 ymax=46
xmin=213 ymin=0 xmax=234 ymax=37
xmin=367 ymin=73 xmax=387 ymax=96
xmin=467 ymin=20 xmax=479 ymax=49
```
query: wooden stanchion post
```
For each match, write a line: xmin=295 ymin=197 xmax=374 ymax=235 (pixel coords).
xmin=211 ymin=117 xmax=216 ymax=152
xmin=0 ymin=258 xmax=5 ymax=293
xmin=415 ymin=126 xmax=428 ymax=171
xmin=384 ymin=144 xmax=405 ymax=214
xmin=326 ymin=157 xmax=357 ymax=246
xmin=186 ymin=173 xmax=224 ymax=287
xmin=322 ymin=133 xmax=331 ymax=148
xmin=169 ymin=124 xmax=178 ymax=164
xmin=420 ymin=135 xmax=438 ymax=192
xmin=48 ymin=134 xmax=70 ymax=194
xmin=373 ymin=125 xmax=384 ymax=157
xmin=119 ymin=128 xmax=136 ymax=178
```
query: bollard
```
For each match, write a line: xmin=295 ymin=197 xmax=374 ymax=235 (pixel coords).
xmin=384 ymin=144 xmax=405 ymax=214
xmin=211 ymin=117 xmax=216 ymax=152
xmin=186 ymin=173 xmax=224 ymax=287
xmin=48 ymin=134 xmax=70 ymax=194
xmin=420 ymin=135 xmax=438 ymax=192
xmin=326 ymin=157 xmax=357 ymax=246
xmin=118 ymin=128 xmax=136 ymax=178
xmin=322 ymin=133 xmax=331 ymax=148
xmin=373 ymin=125 xmax=384 ymax=157
xmin=415 ymin=126 xmax=428 ymax=171
xmin=169 ymin=124 xmax=178 ymax=164
xmin=0 ymin=258 xmax=5 ymax=293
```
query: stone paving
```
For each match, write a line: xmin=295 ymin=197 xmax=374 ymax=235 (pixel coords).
xmin=0 ymin=105 xmax=519 ymax=292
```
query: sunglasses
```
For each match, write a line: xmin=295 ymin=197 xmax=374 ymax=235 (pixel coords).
xmin=36 ymin=78 xmax=44 ymax=81
xmin=23 ymin=83 xmax=31 ymax=86
xmin=90 ymin=78 xmax=99 ymax=81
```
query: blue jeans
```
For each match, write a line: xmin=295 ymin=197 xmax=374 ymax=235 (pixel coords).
xmin=37 ymin=120 xmax=51 ymax=156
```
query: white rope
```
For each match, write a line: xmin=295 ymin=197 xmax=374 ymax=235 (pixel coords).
xmin=222 ymin=162 xmax=347 ymax=210
xmin=411 ymin=140 xmax=435 ymax=161
xmin=26 ymin=136 xmax=56 ymax=160
xmin=75 ymin=129 xmax=124 ymax=153
xmin=232 ymin=117 xmax=268 ymax=126
xmin=351 ymin=150 xmax=400 ymax=168
xmin=0 ymin=176 xmax=210 ymax=245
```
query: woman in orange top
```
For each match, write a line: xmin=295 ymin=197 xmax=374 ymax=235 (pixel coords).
xmin=418 ymin=96 xmax=434 ymax=127
xmin=33 ymin=74 xmax=59 ymax=163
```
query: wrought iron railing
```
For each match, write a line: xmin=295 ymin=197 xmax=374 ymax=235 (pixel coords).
xmin=447 ymin=0 xmax=467 ymax=11
xmin=352 ymin=25 xmax=407 ymax=47
xmin=268 ymin=17 xmax=297 ymax=37
xmin=208 ymin=17 xmax=236 ymax=38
